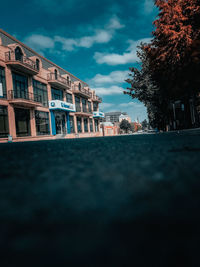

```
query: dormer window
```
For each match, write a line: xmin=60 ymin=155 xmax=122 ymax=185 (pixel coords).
xmin=15 ymin=46 xmax=23 ymax=61
xmin=54 ymin=69 xmax=58 ymax=80
xmin=36 ymin=59 xmax=40 ymax=71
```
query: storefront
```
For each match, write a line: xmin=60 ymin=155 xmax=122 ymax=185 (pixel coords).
xmin=49 ymin=100 xmax=75 ymax=135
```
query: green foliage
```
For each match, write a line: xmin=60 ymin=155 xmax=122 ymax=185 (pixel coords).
xmin=119 ymin=119 xmax=132 ymax=133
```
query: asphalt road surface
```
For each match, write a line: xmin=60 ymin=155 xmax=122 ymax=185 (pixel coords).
xmin=1 ymin=131 xmax=200 ymax=266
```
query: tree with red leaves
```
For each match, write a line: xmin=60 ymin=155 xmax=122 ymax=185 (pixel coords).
xmin=125 ymin=0 xmax=200 ymax=130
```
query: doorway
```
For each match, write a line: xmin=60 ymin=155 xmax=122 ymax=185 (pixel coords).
xmin=55 ymin=112 xmax=66 ymax=135
xmin=15 ymin=108 xmax=30 ymax=137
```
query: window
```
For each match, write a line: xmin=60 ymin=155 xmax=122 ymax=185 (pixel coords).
xmin=12 ymin=72 xmax=28 ymax=99
xmin=0 ymin=105 xmax=9 ymax=137
xmin=95 ymin=119 xmax=99 ymax=132
xmin=77 ymin=117 xmax=82 ymax=133
xmin=54 ymin=69 xmax=58 ymax=80
xmin=84 ymin=118 xmax=88 ymax=132
xmin=15 ymin=46 xmax=23 ymax=61
xmin=36 ymin=59 xmax=40 ymax=71
xmin=33 ymin=80 xmax=48 ymax=106
xmin=51 ymin=87 xmax=63 ymax=100
xmin=88 ymin=102 xmax=92 ymax=113
xmin=35 ymin=111 xmax=50 ymax=136
xmin=69 ymin=116 xmax=74 ymax=133
xmin=79 ymin=83 xmax=81 ymax=90
xmin=93 ymin=102 xmax=98 ymax=111
xmin=15 ymin=108 xmax=30 ymax=137
xmin=0 ymin=66 xmax=7 ymax=98
xmin=89 ymin=118 xmax=93 ymax=132
xmin=75 ymin=96 xmax=81 ymax=112
xmin=66 ymin=93 xmax=73 ymax=103
xmin=67 ymin=76 xmax=70 ymax=85
xmin=82 ymin=98 xmax=87 ymax=113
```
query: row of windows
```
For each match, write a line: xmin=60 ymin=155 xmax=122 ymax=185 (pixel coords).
xmin=76 ymin=117 xmax=99 ymax=133
xmin=0 ymin=68 xmax=99 ymax=110
xmin=0 ymin=105 xmax=99 ymax=138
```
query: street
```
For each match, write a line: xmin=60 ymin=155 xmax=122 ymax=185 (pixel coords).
xmin=0 ymin=131 xmax=200 ymax=266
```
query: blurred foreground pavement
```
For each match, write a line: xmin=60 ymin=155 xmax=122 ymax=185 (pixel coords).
xmin=0 ymin=131 xmax=200 ymax=266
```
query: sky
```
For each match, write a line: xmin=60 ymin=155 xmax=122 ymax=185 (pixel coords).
xmin=0 ymin=0 xmax=158 ymax=122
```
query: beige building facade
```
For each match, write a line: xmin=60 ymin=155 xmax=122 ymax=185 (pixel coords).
xmin=0 ymin=29 xmax=104 ymax=142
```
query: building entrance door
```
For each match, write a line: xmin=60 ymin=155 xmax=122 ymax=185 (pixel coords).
xmin=55 ymin=112 xmax=66 ymax=135
xmin=15 ymin=107 xmax=30 ymax=137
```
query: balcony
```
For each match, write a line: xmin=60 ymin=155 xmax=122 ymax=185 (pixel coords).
xmin=8 ymin=90 xmax=43 ymax=107
xmin=5 ymin=52 xmax=39 ymax=75
xmin=47 ymin=73 xmax=71 ymax=90
xmin=93 ymin=95 xmax=102 ymax=103
xmin=73 ymin=85 xmax=92 ymax=98
xmin=75 ymin=105 xmax=92 ymax=116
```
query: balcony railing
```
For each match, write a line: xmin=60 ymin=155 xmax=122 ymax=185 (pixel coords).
xmin=8 ymin=90 xmax=42 ymax=103
xmin=93 ymin=95 xmax=102 ymax=102
xmin=47 ymin=73 xmax=71 ymax=88
xmin=74 ymin=85 xmax=92 ymax=98
xmin=5 ymin=51 xmax=39 ymax=72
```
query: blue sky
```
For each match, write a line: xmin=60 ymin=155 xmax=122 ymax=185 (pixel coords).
xmin=0 ymin=0 xmax=158 ymax=122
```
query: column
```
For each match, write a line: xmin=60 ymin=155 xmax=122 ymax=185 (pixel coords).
xmin=50 ymin=110 xmax=56 ymax=135
xmin=5 ymin=67 xmax=13 ymax=98
xmin=74 ymin=115 xmax=78 ymax=134
xmin=7 ymin=104 xmax=16 ymax=138
xmin=66 ymin=112 xmax=71 ymax=134
xmin=92 ymin=118 xmax=95 ymax=132
xmin=81 ymin=117 xmax=84 ymax=133
xmin=88 ymin=117 xmax=90 ymax=133
xmin=30 ymin=109 xmax=36 ymax=137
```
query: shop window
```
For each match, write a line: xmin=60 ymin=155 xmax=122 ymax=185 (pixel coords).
xmin=0 ymin=105 xmax=9 ymax=138
xmin=51 ymin=87 xmax=63 ymax=100
xmin=69 ymin=116 xmax=74 ymax=133
xmin=95 ymin=119 xmax=99 ymax=132
xmin=89 ymin=118 xmax=93 ymax=132
xmin=35 ymin=111 xmax=50 ymax=136
xmin=84 ymin=118 xmax=88 ymax=132
xmin=15 ymin=108 xmax=30 ymax=137
xmin=33 ymin=80 xmax=48 ymax=106
xmin=0 ymin=66 xmax=7 ymax=98
xmin=77 ymin=117 xmax=82 ymax=133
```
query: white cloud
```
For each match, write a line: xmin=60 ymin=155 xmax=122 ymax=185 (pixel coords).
xmin=90 ymin=70 xmax=129 ymax=86
xmin=55 ymin=16 xmax=124 ymax=51
xmin=24 ymin=34 xmax=55 ymax=52
xmin=94 ymin=37 xmax=151 ymax=65
xmin=92 ymin=85 xmax=124 ymax=96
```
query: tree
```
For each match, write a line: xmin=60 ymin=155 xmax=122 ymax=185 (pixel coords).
xmin=119 ymin=119 xmax=132 ymax=133
xmin=124 ymin=0 xmax=200 ymax=130
xmin=141 ymin=119 xmax=148 ymax=129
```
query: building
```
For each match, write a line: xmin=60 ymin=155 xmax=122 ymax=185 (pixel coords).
xmin=100 ymin=122 xmax=119 ymax=136
xmin=104 ymin=111 xmax=128 ymax=123
xmin=119 ymin=114 xmax=131 ymax=123
xmin=0 ymin=29 xmax=104 ymax=142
